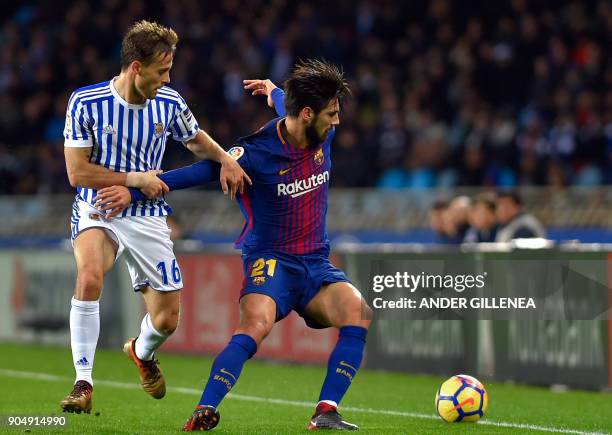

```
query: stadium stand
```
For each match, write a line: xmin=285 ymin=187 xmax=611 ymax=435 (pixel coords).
xmin=0 ymin=0 xmax=610 ymax=194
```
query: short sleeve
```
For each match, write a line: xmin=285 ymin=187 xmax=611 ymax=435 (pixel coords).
xmin=169 ymin=94 xmax=199 ymax=143
xmin=64 ymin=92 xmax=93 ymax=147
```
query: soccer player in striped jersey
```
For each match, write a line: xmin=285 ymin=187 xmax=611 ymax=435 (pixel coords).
xmin=97 ymin=60 xmax=372 ymax=431
xmin=60 ymin=20 xmax=251 ymax=414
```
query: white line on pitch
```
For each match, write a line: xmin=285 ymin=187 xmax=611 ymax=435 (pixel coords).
xmin=0 ymin=368 xmax=607 ymax=435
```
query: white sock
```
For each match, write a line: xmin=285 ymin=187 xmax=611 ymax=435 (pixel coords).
xmin=134 ymin=313 xmax=167 ymax=361
xmin=70 ymin=297 xmax=100 ymax=386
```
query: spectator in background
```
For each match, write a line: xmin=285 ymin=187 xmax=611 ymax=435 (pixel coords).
xmin=464 ymin=194 xmax=498 ymax=243
xmin=442 ymin=195 xmax=471 ymax=244
xmin=429 ymin=199 xmax=449 ymax=243
xmin=1 ymin=0 xmax=610 ymax=193
xmin=495 ymin=191 xmax=546 ymax=242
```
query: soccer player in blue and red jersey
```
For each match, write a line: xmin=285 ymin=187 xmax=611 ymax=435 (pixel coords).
xmin=97 ymin=59 xmax=372 ymax=431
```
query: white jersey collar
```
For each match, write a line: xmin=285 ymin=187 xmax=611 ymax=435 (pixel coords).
xmin=110 ymin=77 xmax=150 ymax=110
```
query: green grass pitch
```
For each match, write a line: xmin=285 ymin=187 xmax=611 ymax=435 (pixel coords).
xmin=0 ymin=342 xmax=610 ymax=434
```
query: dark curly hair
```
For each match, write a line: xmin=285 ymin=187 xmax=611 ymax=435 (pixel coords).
xmin=283 ymin=59 xmax=351 ymax=117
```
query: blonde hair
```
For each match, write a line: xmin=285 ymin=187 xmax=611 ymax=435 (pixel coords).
xmin=120 ymin=20 xmax=178 ymax=69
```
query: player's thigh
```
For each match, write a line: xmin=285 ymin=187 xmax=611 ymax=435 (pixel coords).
xmin=117 ymin=217 xmax=183 ymax=292
xmin=73 ymin=228 xmax=118 ymax=299
xmin=235 ymin=293 xmax=277 ymax=345
xmin=141 ymin=286 xmax=181 ymax=334
xmin=304 ymin=281 xmax=371 ymax=329
xmin=241 ymin=252 xmax=303 ymax=322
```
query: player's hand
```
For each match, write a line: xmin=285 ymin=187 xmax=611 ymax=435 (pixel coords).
xmin=94 ymin=186 xmax=132 ymax=218
xmin=220 ymin=155 xmax=252 ymax=200
xmin=243 ymin=79 xmax=278 ymax=108
xmin=126 ymin=170 xmax=169 ymax=198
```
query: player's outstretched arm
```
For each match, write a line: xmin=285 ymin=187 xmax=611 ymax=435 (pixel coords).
xmin=184 ymin=130 xmax=252 ymax=200
xmin=95 ymin=160 xmax=222 ymax=217
xmin=243 ymin=79 xmax=286 ymax=117
xmin=64 ymin=147 xmax=169 ymax=196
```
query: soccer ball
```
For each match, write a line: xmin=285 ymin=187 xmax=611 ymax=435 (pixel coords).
xmin=435 ymin=374 xmax=488 ymax=422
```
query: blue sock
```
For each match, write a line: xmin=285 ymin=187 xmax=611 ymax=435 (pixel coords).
xmin=318 ymin=326 xmax=368 ymax=406
xmin=198 ymin=334 xmax=257 ymax=408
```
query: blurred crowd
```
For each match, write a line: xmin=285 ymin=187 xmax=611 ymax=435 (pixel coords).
xmin=430 ymin=191 xmax=546 ymax=244
xmin=1 ymin=0 xmax=611 ymax=194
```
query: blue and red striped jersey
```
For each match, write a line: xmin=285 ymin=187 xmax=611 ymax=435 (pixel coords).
xmin=233 ymin=118 xmax=334 ymax=256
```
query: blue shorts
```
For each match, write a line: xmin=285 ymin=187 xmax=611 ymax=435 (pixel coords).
xmin=240 ymin=251 xmax=349 ymax=329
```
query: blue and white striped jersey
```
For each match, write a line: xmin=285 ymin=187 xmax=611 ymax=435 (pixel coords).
xmin=64 ymin=78 xmax=199 ymax=217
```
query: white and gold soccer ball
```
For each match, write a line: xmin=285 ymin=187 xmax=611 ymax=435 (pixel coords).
xmin=435 ymin=374 xmax=488 ymax=422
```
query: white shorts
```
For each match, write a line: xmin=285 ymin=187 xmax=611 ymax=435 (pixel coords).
xmin=70 ymin=199 xmax=183 ymax=292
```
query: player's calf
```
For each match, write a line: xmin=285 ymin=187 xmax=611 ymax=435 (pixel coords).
xmin=149 ymin=309 xmax=179 ymax=336
xmin=335 ymin=299 xmax=372 ymax=330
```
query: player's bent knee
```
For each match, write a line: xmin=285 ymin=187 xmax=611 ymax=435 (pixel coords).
xmin=361 ymin=304 xmax=374 ymax=327
xmin=152 ymin=311 xmax=179 ymax=336
xmin=237 ymin=319 xmax=273 ymax=345
xmin=75 ymin=270 xmax=103 ymax=300
xmin=338 ymin=303 xmax=372 ymax=329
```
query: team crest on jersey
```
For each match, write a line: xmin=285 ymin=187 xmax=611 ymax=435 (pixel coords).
xmin=154 ymin=122 xmax=165 ymax=138
xmin=314 ymin=148 xmax=324 ymax=166
xmin=252 ymin=276 xmax=266 ymax=286
xmin=228 ymin=146 xmax=244 ymax=160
